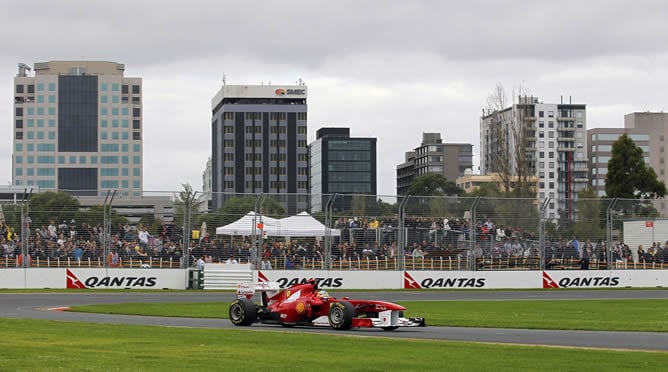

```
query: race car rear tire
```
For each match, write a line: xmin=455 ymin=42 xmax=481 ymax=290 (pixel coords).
xmin=328 ymin=301 xmax=355 ymax=330
xmin=229 ymin=298 xmax=257 ymax=326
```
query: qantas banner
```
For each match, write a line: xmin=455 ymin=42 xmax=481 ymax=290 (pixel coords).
xmin=0 ymin=268 xmax=187 ymax=289
xmin=64 ymin=269 xmax=187 ymax=289
xmin=543 ymin=270 xmax=668 ymax=288
xmin=256 ymin=270 xmax=399 ymax=290
xmin=404 ymin=271 xmax=539 ymax=289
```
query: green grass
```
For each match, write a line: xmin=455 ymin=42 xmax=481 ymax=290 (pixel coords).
xmin=70 ymin=299 xmax=668 ymax=332
xmin=0 ymin=318 xmax=666 ymax=371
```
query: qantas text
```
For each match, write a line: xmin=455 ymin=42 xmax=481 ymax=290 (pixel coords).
xmin=557 ymin=276 xmax=619 ymax=287
xmin=276 ymin=277 xmax=343 ymax=288
xmin=420 ymin=277 xmax=486 ymax=288
xmin=84 ymin=276 xmax=157 ymax=288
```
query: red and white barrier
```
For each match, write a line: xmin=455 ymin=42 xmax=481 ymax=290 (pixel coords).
xmin=0 ymin=268 xmax=666 ymax=290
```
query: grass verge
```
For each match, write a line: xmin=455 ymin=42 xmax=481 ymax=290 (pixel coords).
xmin=0 ymin=318 xmax=666 ymax=371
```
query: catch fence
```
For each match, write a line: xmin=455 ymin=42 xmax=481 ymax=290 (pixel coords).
xmin=1 ymin=191 xmax=667 ymax=271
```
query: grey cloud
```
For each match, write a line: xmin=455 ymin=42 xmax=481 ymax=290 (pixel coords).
xmin=2 ymin=1 xmax=668 ymax=70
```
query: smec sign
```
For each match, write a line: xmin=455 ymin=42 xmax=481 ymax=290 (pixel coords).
xmin=275 ymin=88 xmax=305 ymax=96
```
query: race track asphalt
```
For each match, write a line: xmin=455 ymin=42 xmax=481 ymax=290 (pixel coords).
xmin=1 ymin=289 xmax=667 ymax=351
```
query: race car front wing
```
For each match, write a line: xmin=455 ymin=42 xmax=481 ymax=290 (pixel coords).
xmin=311 ymin=309 xmax=426 ymax=329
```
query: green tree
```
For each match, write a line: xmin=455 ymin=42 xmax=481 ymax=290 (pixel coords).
xmin=375 ymin=198 xmax=396 ymax=217
xmin=406 ymin=173 xmax=464 ymax=196
xmin=75 ymin=205 xmax=128 ymax=228
xmin=214 ymin=196 xmax=285 ymax=227
xmin=27 ymin=191 xmax=80 ymax=228
xmin=465 ymin=182 xmax=502 ymax=197
xmin=605 ymin=133 xmax=666 ymax=199
xmin=173 ymin=183 xmax=204 ymax=227
xmin=573 ymin=187 xmax=605 ymax=242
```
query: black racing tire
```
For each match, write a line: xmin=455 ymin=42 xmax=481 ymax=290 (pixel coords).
xmin=229 ymin=297 xmax=257 ymax=326
xmin=382 ymin=326 xmax=399 ymax=331
xmin=328 ymin=301 xmax=355 ymax=330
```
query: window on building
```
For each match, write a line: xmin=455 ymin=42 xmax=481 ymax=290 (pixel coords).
xmin=122 ymin=85 xmax=129 ymax=94
xmin=132 ymin=108 xmax=140 ymax=117
xmin=223 ymin=112 xmax=234 ymax=120
xmin=132 ymin=85 xmax=140 ymax=94
xmin=15 ymin=119 xmax=23 ymax=129
xmin=15 ymin=107 xmax=23 ymax=117
xmin=16 ymin=84 xmax=24 ymax=94
xmin=133 ymin=132 xmax=141 ymax=140
xmin=27 ymin=84 xmax=34 ymax=94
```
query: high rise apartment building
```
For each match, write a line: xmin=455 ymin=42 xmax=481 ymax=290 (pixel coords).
xmin=396 ymin=133 xmax=473 ymax=195
xmin=12 ymin=61 xmax=143 ymax=196
xmin=309 ymin=127 xmax=377 ymax=212
xmin=480 ymin=97 xmax=588 ymax=221
xmin=210 ymin=84 xmax=309 ymax=213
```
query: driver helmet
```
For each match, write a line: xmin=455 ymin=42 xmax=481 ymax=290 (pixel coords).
xmin=317 ymin=290 xmax=329 ymax=299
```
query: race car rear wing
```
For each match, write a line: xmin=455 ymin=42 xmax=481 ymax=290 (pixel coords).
xmin=236 ymin=281 xmax=280 ymax=298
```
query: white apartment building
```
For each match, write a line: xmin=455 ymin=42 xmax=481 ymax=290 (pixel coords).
xmin=480 ymin=96 xmax=589 ymax=221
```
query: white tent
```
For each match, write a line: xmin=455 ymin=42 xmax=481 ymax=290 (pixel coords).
xmin=215 ymin=211 xmax=279 ymax=236
xmin=271 ymin=211 xmax=341 ymax=237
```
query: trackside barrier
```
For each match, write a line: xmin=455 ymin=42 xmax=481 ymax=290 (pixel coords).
xmin=1 ymin=269 xmax=667 ymax=290
xmin=202 ymin=263 xmax=253 ymax=290
xmin=0 ymin=268 xmax=187 ymax=289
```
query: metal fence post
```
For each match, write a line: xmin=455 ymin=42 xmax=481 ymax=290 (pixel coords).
xmin=470 ymin=197 xmax=480 ymax=271
xmin=397 ymin=196 xmax=410 ymax=271
xmin=324 ymin=193 xmax=338 ymax=270
xmin=252 ymin=193 xmax=266 ymax=270
xmin=606 ymin=198 xmax=619 ymax=266
xmin=539 ymin=198 xmax=550 ymax=270
xmin=182 ymin=190 xmax=199 ymax=269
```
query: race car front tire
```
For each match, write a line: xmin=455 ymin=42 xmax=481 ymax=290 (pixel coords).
xmin=328 ymin=301 xmax=355 ymax=330
xmin=229 ymin=298 xmax=257 ymax=326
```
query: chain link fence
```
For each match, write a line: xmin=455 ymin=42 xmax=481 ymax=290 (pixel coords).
xmin=1 ymin=191 xmax=666 ymax=271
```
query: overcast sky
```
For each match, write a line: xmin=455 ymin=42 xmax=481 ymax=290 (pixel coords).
xmin=2 ymin=0 xmax=668 ymax=196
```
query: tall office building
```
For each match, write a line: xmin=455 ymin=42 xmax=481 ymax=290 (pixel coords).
xmin=624 ymin=112 xmax=668 ymax=183
xmin=396 ymin=133 xmax=473 ymax=195
xmin=588 ymin=128 xmax=651 ymax=197
xmin=480 ymin=96 xmax=588 ymax=221
xmin=12 ymin=61 xmax=143 ymax=196
xmin=210 ymin=84 xmax=309 ymax=213
xmin=309 ymin=127 xmax=377 ymax=212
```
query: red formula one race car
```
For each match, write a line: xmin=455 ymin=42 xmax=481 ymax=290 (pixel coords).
xmin=229 ymin=279 xmax=426 ymax=331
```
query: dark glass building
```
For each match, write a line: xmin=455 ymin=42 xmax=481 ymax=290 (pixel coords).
xmin=309 ymin=127 xmax=377 ymax=212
